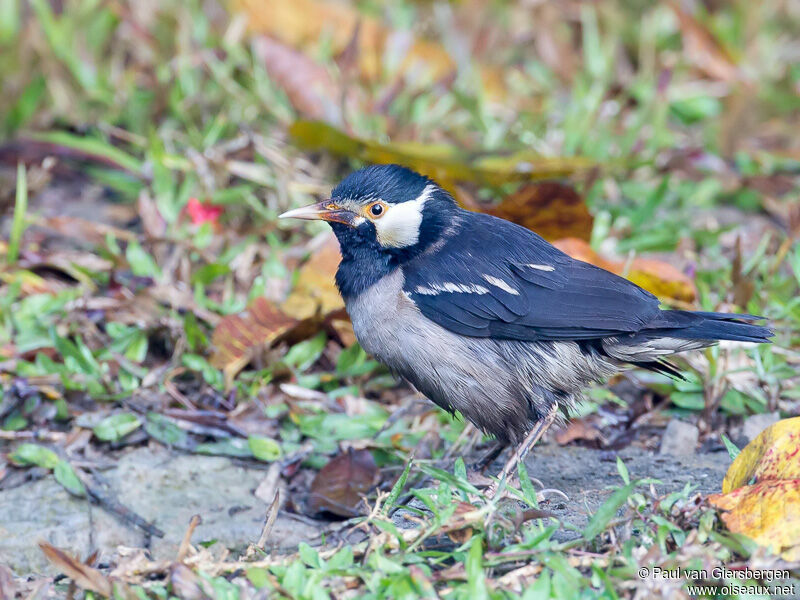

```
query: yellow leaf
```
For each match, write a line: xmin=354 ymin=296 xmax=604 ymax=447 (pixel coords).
xmin=708 ymin=480 xmax=800 ymax=561
xmin=290 ymin=120 xmax=595 ymax=187
xmin=722 ymin=416 xmax=800 ymax=493
xmin=281 ymin=234 xmax=344 ymax=320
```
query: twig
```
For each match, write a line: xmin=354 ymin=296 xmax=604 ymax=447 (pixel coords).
xmin=80 ymin=473 xmax=165 ymax=538
xmin=257 ymin=490 xmax=281 ymax=549
xmin=177 ymin=515 xmax=202 ymax=561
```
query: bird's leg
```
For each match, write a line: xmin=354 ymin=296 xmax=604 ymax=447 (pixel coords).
xmin=471 ymin=440 xmax=508 ymax=473
xmin=487 ymin=403 xmax=559 ymax=498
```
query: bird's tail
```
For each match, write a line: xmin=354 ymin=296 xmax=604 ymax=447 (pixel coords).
xmin=643 ymin=310 xmax=773 ymax=344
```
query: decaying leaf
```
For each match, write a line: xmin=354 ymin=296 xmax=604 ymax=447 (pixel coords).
xmin=489 ymin=182 xmax=593 ymax=242
xmin=39 ymin=542 xmax=113 ymax=597
xmin=209 ymin=234 xmax=349 ymax=386
xmin=709 ymin=480 xmax=800 ymax=561
xmin=290 ymin=120 xmax=595 ymax=188
xmin=552 ymin=238 xmax=696 ymax=303
xmin=308 ymin=447 xmax=379 ymax=517
xmin=708 ymin=417 xmax=800 ymax=560
xmin=554 ymin=417 xmax=602 ymax=446
xmin=210 ymin=297 xmax=298 ymax=387
xmin=720 ymin=417 xmax=800 ymax=494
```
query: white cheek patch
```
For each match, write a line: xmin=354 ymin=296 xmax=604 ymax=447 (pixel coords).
xmin=374 ymin=184 xmax=436 ymax=248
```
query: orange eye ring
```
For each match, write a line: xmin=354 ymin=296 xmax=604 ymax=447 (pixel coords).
xmin=367 ymin=201 xmax=386 ymax=219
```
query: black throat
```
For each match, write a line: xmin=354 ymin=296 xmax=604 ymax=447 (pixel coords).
xmin=331 ymin=222 xmax=398 ymax=300
xmin=330 ymin=188 xmax=457 ymax=300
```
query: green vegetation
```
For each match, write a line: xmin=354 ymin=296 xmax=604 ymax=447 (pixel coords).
xmin=0 ymin=0 xmax=798 ymax=597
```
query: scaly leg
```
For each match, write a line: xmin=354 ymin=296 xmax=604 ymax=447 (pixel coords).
xmin=487 ymin=403 xmax=559 ymax=498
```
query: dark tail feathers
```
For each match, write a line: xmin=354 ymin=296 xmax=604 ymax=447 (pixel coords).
xmin=645 ymin=310 xmax=773 ymax=344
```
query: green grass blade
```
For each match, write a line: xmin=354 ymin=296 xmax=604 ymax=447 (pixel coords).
xmin=8 ymin=162 xmax=28 ymax=263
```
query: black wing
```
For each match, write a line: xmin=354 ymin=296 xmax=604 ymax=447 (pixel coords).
xmin=403 ymin=212 xmax=662 ymax=341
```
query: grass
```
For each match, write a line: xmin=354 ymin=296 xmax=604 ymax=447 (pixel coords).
xmin=0 ymin=0 xmax=799 ymax=597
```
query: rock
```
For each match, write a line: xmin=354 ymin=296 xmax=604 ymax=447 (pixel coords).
xmin=659 ymin=420 xmax=699 ymax=456
xmin=0 ymin=446 xmax=321 ymax=576
xmin=741 ymin=412 xmax=780 ymax=443
xmin=522 ymin=444 xmax=729 ymax=542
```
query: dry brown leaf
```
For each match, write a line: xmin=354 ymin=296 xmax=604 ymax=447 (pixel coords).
xmin=308 ymin=447 xmax=379 ymax=517
xmin=210 ymin=297 xmax=298 ymax=387
xmin=253 ymin=35 xmax=343 ymax=125
xmin=731 ymin=236 xmax=755 ymax=308
xmin=235 ymin=0 xmax=507 ymax=100
xmin=667 ymin=1 xmax=741 ymax=83
xmin=554 ymin=418 xmax=602 ymax=446
xmin=552 ymin=238 xmax=696 ymax=303
xmin=489 ymin=182 xmax=593 ymax=242
xmin=39 ymin=542 xmax=113 ymax=597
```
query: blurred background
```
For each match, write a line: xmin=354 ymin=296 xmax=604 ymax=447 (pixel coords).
xmin=1 ymin=0 xmax=800 ymax=592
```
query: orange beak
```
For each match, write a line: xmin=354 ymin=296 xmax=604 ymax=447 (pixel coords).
xmin=279 ymin=200 xmax=357 ymax=226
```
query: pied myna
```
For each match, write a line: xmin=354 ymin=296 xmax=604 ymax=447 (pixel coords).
xmin=281 ymin=164 xmax=772 ymax=488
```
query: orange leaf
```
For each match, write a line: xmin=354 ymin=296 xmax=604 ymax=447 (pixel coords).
xmin=552 ymin=238 xmax=696 ymax=303
xmin=489 ymin=182 xmax=593 ymax=242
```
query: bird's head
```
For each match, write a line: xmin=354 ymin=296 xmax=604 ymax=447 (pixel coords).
xmin=279 ymin=164 xmax=457 ymax=262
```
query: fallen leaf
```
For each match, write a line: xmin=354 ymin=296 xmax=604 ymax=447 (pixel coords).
xmin=210 ymin=297 xmax=298 ymax=387
xmin=308 ymin=447 xmax=379 ymax=517
xmin=253 ymin=35 xmax=343 ymax=125
xmin=709 ymin=417 xmax=800 ymax=560
xmin=721 ymin=417 xmax=800 ymax=494
xmin=235 ymin=0 xmax=506 ymax=100
xmin=708 ymin=480 xmax=800 ymax=560
xmin=554 ymin=418 xmax=602 ymax=446
xmin=290 ymin=120 xmax=595 ymax=188
xmin=39 ymin=542 xmax=113 ymax=597
xmin=731 ymin=236 xmax=755 ymax=308
xmin=667 ymin=1 xmax=741 ymax=84
xmin=489 ymin=182 xmax=593 ymax=242
xmin=281 ymin=233 xmax=344 ymax=320
xmin=552 ymin=238 xmax=696 ymax=303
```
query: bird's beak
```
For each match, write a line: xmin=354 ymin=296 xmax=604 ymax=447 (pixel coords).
xmin=278 ymin=200 xmax=357 ymax=226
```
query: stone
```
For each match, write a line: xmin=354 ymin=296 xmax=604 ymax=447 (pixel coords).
xmin=658 ymin=419 xmax=699 ymax=456
xmin=0 ymin=446 xmax=320 ymax=576
xmin=741 ymin=412 xmax=780 ymax=443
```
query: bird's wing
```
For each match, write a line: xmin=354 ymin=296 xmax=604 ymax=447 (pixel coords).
xmin=402 ymin=212 xmax=662 ymax=341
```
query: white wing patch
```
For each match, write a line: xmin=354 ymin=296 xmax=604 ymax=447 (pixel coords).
xmin=481 ymin=274 xmax=519 ymax=295
xmin=415 ymin=282 xmax=490 ymax=295
xmin=526 ymin=263 xmax=555 ymax=272
xmin=374 ymin=184 xmax=436 ymax=248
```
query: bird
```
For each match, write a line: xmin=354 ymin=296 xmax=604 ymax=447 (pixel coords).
xmin=280 ymin=164 xmax=773 ymax=489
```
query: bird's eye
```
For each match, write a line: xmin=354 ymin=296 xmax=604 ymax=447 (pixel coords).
xmin=368 ymin=202 xmax=386 ymax=218
xmin=325 ymin=202 xmax=337 ymax=210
